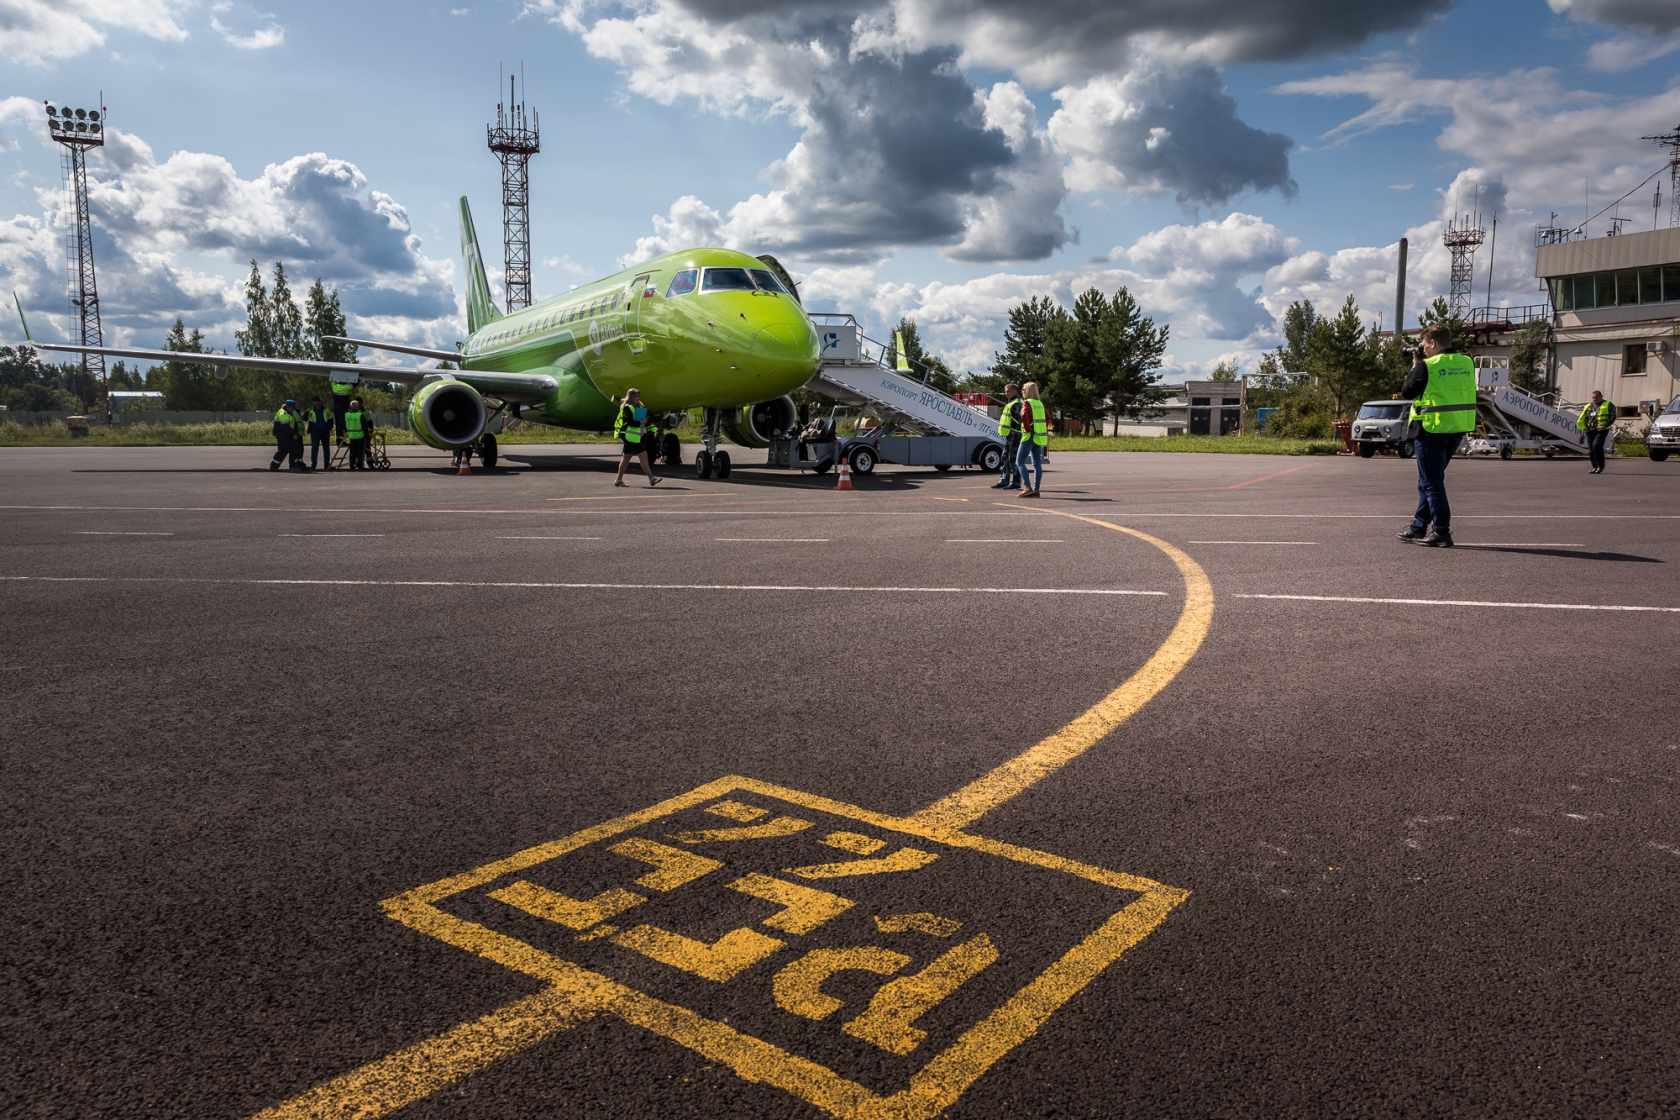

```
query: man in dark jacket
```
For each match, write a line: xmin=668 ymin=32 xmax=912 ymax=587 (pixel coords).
xmin=1396 ymin=325 xmax=1476 ymax=547
xmin=304 ymin=397 xmax=334 ymax=470
xmin=992 ymin=383 xmax=1022 ymax=490
xmin=1578 ymin=390 xmax=1615 ymax=474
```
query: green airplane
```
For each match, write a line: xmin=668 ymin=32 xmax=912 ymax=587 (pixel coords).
xmin=20 ymin=197 xmax=821 ymax=477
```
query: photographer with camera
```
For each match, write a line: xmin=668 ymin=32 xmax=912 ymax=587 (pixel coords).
xmin=1395 ymin=324 xmax=1477 ymax=548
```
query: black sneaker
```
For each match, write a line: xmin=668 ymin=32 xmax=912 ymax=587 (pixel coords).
xmin=1420 ymin=530 xmax=1454 ymax=548
xmin=1396 ymin=527 xmax=1427 ymax=542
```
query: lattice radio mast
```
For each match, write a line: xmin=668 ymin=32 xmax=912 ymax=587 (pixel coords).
xmin=1642 ymin=123 xmax=1680 ymax=228
xmin=46 ymin=97 xmax=106 ymax=413
xmin=1442 ymin=207 xmax=1486 ymax=321
xmin=487 ymin=71 xmax=539 ymax=312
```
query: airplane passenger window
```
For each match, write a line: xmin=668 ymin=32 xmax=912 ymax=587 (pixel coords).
xmin=666 ymin=270 xmax=698 ymax=297
xmin=701 ymin=267 xmax=755 ymax=292
xmin=748 ymin=269 xmax=788 ymax=295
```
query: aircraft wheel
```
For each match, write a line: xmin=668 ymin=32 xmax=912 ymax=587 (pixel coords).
xmin=848 ymin=445 xmax=878 ymax=475
xmin=478 ymin=432 xmax=498 ymax=469
xmin=1357 ymin=444 xmax=1376 ymax=459
xmin=660 ymin=432 xmax=682 ymax=465
xmin=694 ymin=450 xmax=714 ymax=479
xmin=715 ymin=450 xmax=732 ymax=479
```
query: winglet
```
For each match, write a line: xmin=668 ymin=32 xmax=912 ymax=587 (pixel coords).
xmin=13 ymin=292 xmax=33 ymax=344
xmin=458 ymin=196 xmax=503 ymax=336
xmin=894 ymin=330 xmax=910 ymax=372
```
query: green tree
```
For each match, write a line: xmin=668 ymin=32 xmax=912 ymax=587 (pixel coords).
xmin=1094 ymin=286 xmax=1169 ymax=423
xmin=1508 ymin=318 xmax=1549 ymax=394
xmin=1307 ymin=296 xmax=1380 ymax=419
xmin=234 ymin=260 xmax=272 ymax=360
xmin=1417 ymin=296 xmax=1467 ymax=352
xmin=303 ymin=278 xmax=357 ymax=364
xmin=990 ymin=295 xmax=1060 ymax=386
xmin=0 ymin=345 xmax=78 ymax=411
xmin=885 ymin=318 xmax=957 ymax=394
xmin=1209 ymin=361 xmax=1239 ymax=382
xmin=1039 ymin=294 xmax=1105 ymax=430
xmin=1257 ymin=300 xmax=1317 ymax=378
xmin=158 ymin=318 xmax=243 ymax=411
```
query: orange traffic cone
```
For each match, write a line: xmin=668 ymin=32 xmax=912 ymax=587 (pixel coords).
xmin=456 ymin=452 xmax=472 ymax=476
xmin=835 ymin=459 xmax=853 ymax=490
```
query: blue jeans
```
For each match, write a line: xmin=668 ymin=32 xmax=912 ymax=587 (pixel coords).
xmin=1016 ymin=441 xmax=1044 ymax=491
xmin=1409 ymin=432 xmax=1462 ymax=534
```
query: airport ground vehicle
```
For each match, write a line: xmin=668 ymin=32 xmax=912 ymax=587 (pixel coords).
xmin=1350 ymin=400 xmax=1413 ymax=458
xmin=1646 ymin=397 xmax=1680 ymax=461
xmin=768 ymin=406 xmax=1003 ymax=474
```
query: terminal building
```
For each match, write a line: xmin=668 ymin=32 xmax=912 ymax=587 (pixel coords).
xmin=1533 ymin=227 xmax=1680 ymax=416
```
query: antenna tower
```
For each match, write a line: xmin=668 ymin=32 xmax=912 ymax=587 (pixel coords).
xmin=1442 ymin=209 xmax=1486 ymax=321
xmin=1641 ymin=123 xmax=1680 ymax=228
xmin=45 ymin=98 xmax=106 ymax=413
xmin=487 ymin=72 xmax=539 ymax=312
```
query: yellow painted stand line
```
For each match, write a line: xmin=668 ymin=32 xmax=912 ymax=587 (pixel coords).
xmin=910 ymin=509 xmax=1213 ymax=832
xmin=248 ymin=984 xmax=599 ymax=1120
xmin=246 ymin=511 xmax=1212 ymax=1120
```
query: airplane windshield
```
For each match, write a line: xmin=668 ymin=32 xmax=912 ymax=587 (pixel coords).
xmin=749 ymin=269 xmax=788 ymax=295
xmin=666 ymin=270 xmax=697 ymax=297
xmin=701 ymin=267 xmax=756 ymax=292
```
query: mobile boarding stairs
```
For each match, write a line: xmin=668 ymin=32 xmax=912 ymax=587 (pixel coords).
xmin=770 ymin=313 xmax=1005 ymax=474
xmin=1462 ymin=367 xmax=1591 ymax=460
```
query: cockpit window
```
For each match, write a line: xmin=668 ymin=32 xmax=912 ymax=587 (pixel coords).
xmin=666 ymin=269 xmax=698 ymax=297
xmin=701 ymin=267 xmax=756 ymax=292
xmin=748 ymin=269 xmax=788 ymax=295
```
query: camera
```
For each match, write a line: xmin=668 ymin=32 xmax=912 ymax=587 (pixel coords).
xmin=1401 ymin=345 xmax=1422 ymax=361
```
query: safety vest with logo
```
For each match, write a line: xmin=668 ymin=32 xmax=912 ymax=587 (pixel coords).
xmin=615 ymin=404 xmax=644 ymax=443
xmin=1023 ymin=398 xmax=1048 ymax=446
xmin=345 ymin=410 xmax=366 ymax=439
xmin=998 ymin=399 xmax=1022 ymax=438
xmin=1408 ymin=353 xmax=1478 ymax=434
xmin=331 ymin=380 xmax=354 ymax=398
xmin=1578 ymin=400 xmax=1614 ymax=431
xmin=274 ymin=409 xmax=295 ymax=437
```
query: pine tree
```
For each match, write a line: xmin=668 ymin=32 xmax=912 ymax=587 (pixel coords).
xmin=990 ymin=296 xmax=1060 ymax=385
xmin=268 ymin=263 xmax=304 ymax=360
xmin=235 ymin=261 xmax=272 ymax=359
xmin=1094 ymin=286 xmax=1168 ymax=422
xmin=303 ymin=279 xmax=358 ymax=364
xmin=158 ymin=317 xmax=239 ymax=411
xmin=1508 ymin=319 xmax=1549 ymax=394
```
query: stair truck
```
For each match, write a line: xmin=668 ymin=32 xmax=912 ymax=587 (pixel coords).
xmin=767 ymin=314 xmax=1007 ymax=475
xmin=1352 ymin=367 xmax=1592 ymax=460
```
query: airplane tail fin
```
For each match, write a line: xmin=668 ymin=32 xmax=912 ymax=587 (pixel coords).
xmin=458 ymin=196 xmax=503 ymax=335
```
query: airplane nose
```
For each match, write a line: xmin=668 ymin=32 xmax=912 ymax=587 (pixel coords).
xmin=753 ymin=321 xmax=820 ymax=367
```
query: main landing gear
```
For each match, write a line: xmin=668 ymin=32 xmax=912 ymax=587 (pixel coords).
xmin=694 ymin=407 xmax=732 ymax=479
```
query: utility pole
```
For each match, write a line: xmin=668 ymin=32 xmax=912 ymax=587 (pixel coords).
xmin=487 ymin=72 xmax=539 ymax=312
xmin=1394 ymin=237 xmax=1408 ymax=339
xmin=46 ymin=98 xmax=106 ymax=417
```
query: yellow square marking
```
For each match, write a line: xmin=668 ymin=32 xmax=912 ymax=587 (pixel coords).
xmin=376 ymin=776 xmax=1189 ymax=1120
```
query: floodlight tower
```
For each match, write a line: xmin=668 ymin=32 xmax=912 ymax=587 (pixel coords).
xmin=487 ymin=74 xmax=539 ymax=312
xmin=45 ymin=99 xmax=106 ymax=413
xmin=1642 ymin=123 xmax=1680 ymax=228
xmin=1442 ymin=211 xmax=1485 ymax=321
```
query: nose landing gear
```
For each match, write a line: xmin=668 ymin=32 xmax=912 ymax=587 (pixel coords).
xmin=694 ymin=408 xmax=733 ymax=479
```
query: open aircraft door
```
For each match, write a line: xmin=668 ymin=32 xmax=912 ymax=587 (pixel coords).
xmin=627 ymin=272 xmax=655 ymax=363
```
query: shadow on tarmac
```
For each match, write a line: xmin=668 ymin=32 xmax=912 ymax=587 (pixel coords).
xmin=1457 ymin=545 xmax=1663 ymax=563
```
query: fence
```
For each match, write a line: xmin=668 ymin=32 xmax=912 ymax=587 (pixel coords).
xmin=1 ymin=410 xmax=410 ymax=430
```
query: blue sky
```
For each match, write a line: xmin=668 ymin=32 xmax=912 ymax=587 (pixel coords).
xmin=4 ymin=0 xmax=1679 ymax=380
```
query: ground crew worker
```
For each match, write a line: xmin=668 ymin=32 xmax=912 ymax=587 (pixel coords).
xmin=1396 ymin=324 xmax=1476 ymax=548
xmin=330 ymin=376 xmax=355 ymax=440
xmin=1015 ymin=381 xmax=1047 ymax=498
xmin=613 ymin=388 xmax=662 ymax=487
xmin=344 ymin=398 xmax=374 ymax=471
xmin=1579 ymin=390 xmax=1615 ymax=474
xmin=992 ymin=383 xmax=1022 ymax=490
xmin=304 ymin=396 xmax=333 ymax=470
xmin=270 ymin=400 xmax=307 ymax=471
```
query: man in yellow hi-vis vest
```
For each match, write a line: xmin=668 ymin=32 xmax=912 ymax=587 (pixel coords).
xmin=1578 ymin=390 xmax=1615 ymax=474
xmin=992 ymin=383 xmax=1022 ymax=490
xmin=1396 ymin=324 xmax=1477 ymax=548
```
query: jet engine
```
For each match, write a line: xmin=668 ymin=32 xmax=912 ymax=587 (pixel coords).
xmin=408 ymin=379 xmax=487 ymax=450
xmin=723 ymin=395 xmax=798 ymax=448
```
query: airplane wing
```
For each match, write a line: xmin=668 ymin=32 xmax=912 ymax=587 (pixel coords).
xmin=28 ymin=341 xmax=558 ymax=404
